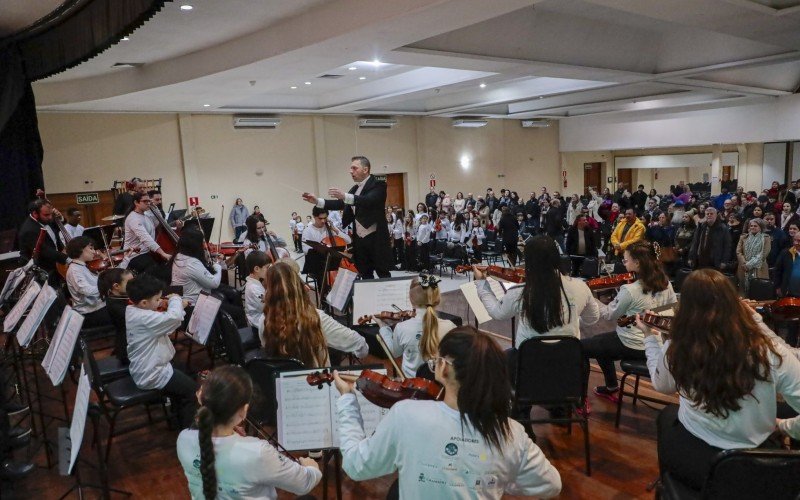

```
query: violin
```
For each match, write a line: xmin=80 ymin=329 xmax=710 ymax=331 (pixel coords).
xmin=357 ymin=310 xmax=416 ymax=325
xmin=743 ymin=297 xmax=800 ymax=321
xmin=306 ymin=369 xmax=444 ymax=409
xmin=617 ymin=312 xmax=673 ymax=331
xmin=585 ymin=272 xmax=636 ymax=291
xmin=455 ymin=264 xmax=526 ymax=283
xmin=435 ymin=218 xmax=443 ymax=233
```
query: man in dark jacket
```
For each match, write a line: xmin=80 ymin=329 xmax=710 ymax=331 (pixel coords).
xmin=630 ymin=184 xmax=648 ymax=214
xmin=687 ymin=207 xmax=731 ymax=271
xmin=17 ymin=199 xmax=69 ymax=285
xmin=764 ymin=212 xmax=790 ymax=267
xmin=545 ymin=199 xmax=567 ymax=249
xmin=425 ymin=187 xmax=439 ymax=210
xmin=773 ymin=233 xmax=800 ymax=345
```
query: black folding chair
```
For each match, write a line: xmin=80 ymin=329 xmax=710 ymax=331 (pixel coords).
xmin=244 ymin=357 xmax=304 ymax=429
xmin=216 ymin=310 xmax=263 ymax=366
xmin=659 ymin=449 xmax=800 ymax=500
xmin=512 ymin=336 xmax=591 ymax=475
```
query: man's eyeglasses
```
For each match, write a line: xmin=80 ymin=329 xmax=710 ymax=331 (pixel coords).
xmin=426 ymin=356 xmax=453 ymax=372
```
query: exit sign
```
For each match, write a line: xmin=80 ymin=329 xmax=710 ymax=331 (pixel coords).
xmin=76 ymin=193 xmax=100 ymax=204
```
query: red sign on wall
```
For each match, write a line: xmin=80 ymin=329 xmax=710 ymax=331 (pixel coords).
xmin=430 ymin=179 xmax=436 ymax=188
xmin=189 ymin=197 xmax=199 ymax=206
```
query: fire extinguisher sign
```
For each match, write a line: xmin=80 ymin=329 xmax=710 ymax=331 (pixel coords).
xmin=189 ymin=197 xmax=199 ymax=206
xmin=562 ymin=170 xmax=567 ymax=188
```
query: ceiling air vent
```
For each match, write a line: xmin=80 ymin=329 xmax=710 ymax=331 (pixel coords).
xmin=521 ymin=119 xmax=550 ymax=128
xmin=452 ymin=118 xmax=488 ymax=128
xmin=233 ymin=116 xmax=281 ymax=129
xmin=358 ymin=118 xmax=397 ymax=129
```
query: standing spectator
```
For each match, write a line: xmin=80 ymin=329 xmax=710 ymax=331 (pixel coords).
xmin=609 ymin=208 xmax=646 ymax=258
xmin=764 ymin=212 xmax=789 ymax=267
xmin=565 ymin=194 xmax=581 ymax=226
xmin=773 ymin=233 xmax=800 ymax=345
xmin=674 ymin=213 xmax=696 ymax=267
xmin=613 ymin=181 xmax=630 ymax=211
xmin=545 ymin=199 xmax=567 ymax=249
xmin=497 ymin=207 xmax=520 ymax=266
xmin=687 ymin=207 xmax=731 ymax=271
xmin=390 ymin=211 xmax=404 ymax=268
xmin=537 ymin=186 xmax=550 ymax=204
xmin=525 ymin=192 xmax=540 ymax=226
xmin=647 ymin=189 xmax=660 ymax=208
xmin=735 ymin=218 xmax=770 ymax=296
xmin=465 ymin=193 xmax=476 ymax=211
xmin=425 ymin=187 xmax=438 ymax=210
xmin=439 ymin=191 xmax=452 ymax=213
xmin=712 ymin=186 xmax=732 ymax=211
xmin=452 ymin=192 xmax=466 ymax=213
xmin=645 ymin=213 xmax=675 ymax=251
xmin=630 ymin=184 xmax=647 ymax=214
xmin=252 ymin=206 xmax=266 ymax=224
xmin=229 ymin=198 xmax=249 ymax=241
xmin=485 ymin=188 xmax=499 ymax=213
xmin=779 ymin=202 xmax=800 ymax=232
xmin=726 ymin=214 xmax=744 ymax=265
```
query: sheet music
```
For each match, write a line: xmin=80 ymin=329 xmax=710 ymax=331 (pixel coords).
xmin=460 ymin=277 xmax=507 ymax=325
xmin=186 ymin=293 xmax=222 ymax=345
xmin=3 ymin=280 xmax=41 ymax=333
xmin=352 ymin=278 xmax=414 ymax=324
xmin=276 ymin=367 xmax=387 ymax=451
xmin=42 ymin=307 xmax=85 ymax=386
xmin=0 ymin=261 xmax=31 ymax=306
xmin=326 ymin=268 xmax=357 ymax=313
xmin=16 ymin=284 xmax=57 ymax=348
xmin=68 ymin=367 xmax=91 ymax=474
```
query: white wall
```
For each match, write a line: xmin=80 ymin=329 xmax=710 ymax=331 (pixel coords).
xmin=560 ymin=94 xmax=800 ymax=152
xmin=763 ymin=142 xmax=787 ymax=190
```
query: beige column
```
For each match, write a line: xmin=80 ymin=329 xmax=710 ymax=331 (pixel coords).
xmin=177 ymin=113 xmax=198 ymax=206
xmin=312 ymin=116 xmax=328 ymax=196
xmin=711 ymin=144 xmax=722 ymax=196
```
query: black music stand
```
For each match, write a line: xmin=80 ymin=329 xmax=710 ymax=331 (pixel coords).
xmin=303 ymin=240 xmax=352 ymax=309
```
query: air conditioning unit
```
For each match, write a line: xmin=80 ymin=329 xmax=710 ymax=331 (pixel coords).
xmin=358 ymin=118 xmax=397 ymax=129
xmin=521 ymin=119 xmax=550 ymax=128
xmin=233 ymin=116 xmax=281 ymax=129
xmin=452 ymin=118 xmax=488 ymax=128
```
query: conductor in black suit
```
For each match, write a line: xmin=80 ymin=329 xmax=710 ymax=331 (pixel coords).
xmin=18 ymin=198 xmax=69 ymax=285
xmin=303 ymin=156 xmax=392 ymax=278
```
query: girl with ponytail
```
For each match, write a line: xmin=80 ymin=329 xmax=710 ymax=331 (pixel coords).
xmin=378 ymin=275 xmax=457 ymax=378
xmin=333 ymin=326 xmax=562 ymax=499
xmin=177 ymin=366 xmax=321 ymax=499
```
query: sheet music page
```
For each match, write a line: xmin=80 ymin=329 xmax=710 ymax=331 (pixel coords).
xmin=459 ymin=281 xmax=492 ymax=324
xmin=276 ymin=374 xmax=335 ymax=451
xmin=326 ymin=268 xmax=357 ymax=312
xmin=42 ymin=308 xmax=85 ymax=386
xmin=3 ymin=280 xmax=41 ymax=333
xmin=15 ymin=283 xmax=56 ymax=348
xmin=186 ymin=293 xmax=221 ymax=345
xmin=352 ymin=278 xmax=414 ymax=324
xmin=330 ymin=368 xmax=388 ymax=448
xmin=0 ymin=264 xmax=29 ymax=306
xmin=68 ymin=367 xmax=91 ymax=474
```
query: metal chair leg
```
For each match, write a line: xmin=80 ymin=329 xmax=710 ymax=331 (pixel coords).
xmin=615 ymin=372 xmax=629 ymax=428
xmin=632 ymin=375 xmax=641 ymax=407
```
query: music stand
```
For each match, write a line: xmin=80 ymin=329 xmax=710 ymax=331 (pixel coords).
xmin=303 ymin=240 xmax=353 ymax=308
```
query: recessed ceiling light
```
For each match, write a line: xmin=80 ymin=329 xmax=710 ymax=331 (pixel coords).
xmin=304 ymin=81 xmax=311 ymax=85
xmin=538 ymin=96 xmax=544 ymax=99
xmin=479 ymin=83 xmax=486 ymax=88
xmin=121 ymin=36 xmax=130 ymax=41
xmin=348 ymin=66 xmax=357 ymax=71
xmin=370 ymin=59 xmax=384 ymax=67
xmin=290 ymin=86 xmax=297 ymax=89
xmin=203 ymin=104 xmax=210 ymax=107
xmin=180 ymin=4 xmax=193 ymax=11
xmin=359 ymin=76 xmax=366 ymax=80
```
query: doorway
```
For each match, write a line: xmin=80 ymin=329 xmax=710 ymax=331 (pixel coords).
xmin=384 ymin=173 xmax=405 ymax=210
xmin=617 ymin=168 xmax=633 ymax=192
xmin=583 ymin=163 xmax=602 ymax=196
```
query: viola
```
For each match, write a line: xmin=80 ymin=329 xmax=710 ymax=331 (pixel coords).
xmin=454 ymin=264 xmax=525 ymax=283
xmin=357 ymin=310 xmax=416 ymax=325
xmin=585 ymin=272 xmax=636 ymax=291
xmin=306 ymin=369 xmax=444 ymax=409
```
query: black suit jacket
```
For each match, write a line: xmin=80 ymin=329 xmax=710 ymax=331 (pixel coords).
xmin=323 ymin=176 xmax=389 ymax=239
xmin=18 ymin=216 xmax=67 ymax=271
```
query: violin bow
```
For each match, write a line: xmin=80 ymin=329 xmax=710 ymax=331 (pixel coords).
xmin=217 ymin=204 xmax=225 ymax=251
xmin=98 ymin=226 xmax=116 ymax=268
xmin=244 ymin=417 xmax=299 ymax=463
xmin=374 ymin=331 xmax=406 ymax=381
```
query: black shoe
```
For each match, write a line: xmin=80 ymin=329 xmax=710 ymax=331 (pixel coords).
xmin=0 ymin=459 xmax=35 ymax=479
xmin=7 ymin=427 xmax=31 ymax=450
xmin=2 ymin=401 xmax=29 ymax=416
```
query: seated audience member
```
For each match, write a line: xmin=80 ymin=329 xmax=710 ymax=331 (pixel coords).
xmin=379 ymin=275 xmax=457 ymax=379
xmin=687 ymin=207 xmax=731 ymax=271
xmin=333 ymin=326 xmax=562 ymax=499
xmin=126 ymin=274 xmax=195 ymax=428
xmin=638 ymin=269 xmax=800 ymax=491
xmin=177 ymin=366 xmax=320 ymax=499
xmin=97 ymin=267 xmax=135 ymax=364
xmin=244 ymin=251 xmax=269 ymax=329
xmin=476 ymin=236 xmax=599 ymax=351
xmin=171 ymin=228 xmax=247 ymax=327
xmin=260 ymin=262 xmax=368 ymax=367
xmin=65 ymin=236 xmax=112 ymax=328
xmin=610 ymin=208 xmax=645 ymax=258
xmin=583 ymin=242 xmax=676 ymax=404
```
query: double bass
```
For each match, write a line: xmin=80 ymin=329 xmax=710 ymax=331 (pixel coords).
xmin=148 ymin=204 xmax=179 ymax=260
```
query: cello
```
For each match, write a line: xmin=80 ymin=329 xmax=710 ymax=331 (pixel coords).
xmin=148 ymin=203 xmax=179 ymax=260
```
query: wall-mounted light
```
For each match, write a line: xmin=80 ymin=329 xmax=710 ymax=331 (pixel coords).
xmin=460 ymin=155 xmax=471 ymax=169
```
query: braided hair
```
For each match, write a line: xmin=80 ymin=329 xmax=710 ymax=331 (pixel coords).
xmin=195 ymin=366 xmax=253 ymax=499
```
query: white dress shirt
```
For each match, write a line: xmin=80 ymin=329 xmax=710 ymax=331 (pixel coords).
xmin=65 ymin=223 xmax=85 ymax=238
xmin=124 ymin=211 xmax=160 ymax=258
xmin=244 ymin=276 xmax=265 ymax=328
xmin=171 ymin=254 xmax=222 ymax=303
xmin=301 ymin=224 xmax=351 ymax=254
xmin=316 ymin=176 xmax=376 ymax=237
xmin=597 ymin=280 xmax=677 ymax=350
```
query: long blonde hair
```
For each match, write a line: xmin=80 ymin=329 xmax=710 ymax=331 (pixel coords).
xmin=262 ymin=262 xmax=328 ymax=367
xmin=409 ymin=277 xmax=441 ymax=360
